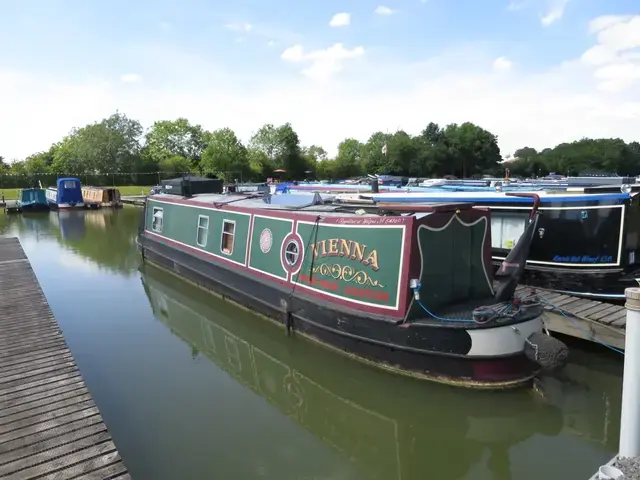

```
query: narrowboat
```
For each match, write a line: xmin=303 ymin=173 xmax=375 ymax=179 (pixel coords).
xmin=344 ymin=188 xmax=640 ymax=301
xmin=140 ymin=263 xmax=566 ymax=479
xmin=81 ymin=186 xmax=123 ymax=208
xmin=46 ymin=178 xmax=85 ymax=209
xmin=16 ymin=187 xmax=49 ymax=211
xmin=137 ymin=184 xmax=568 ymax=388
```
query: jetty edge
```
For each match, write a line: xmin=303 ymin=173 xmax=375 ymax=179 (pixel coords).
xmin=0 ymin=237 xmax=130 ymax=479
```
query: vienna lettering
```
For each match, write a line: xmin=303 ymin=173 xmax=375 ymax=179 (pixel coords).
xmin=310 ymin=239 xmax=380 ymax=271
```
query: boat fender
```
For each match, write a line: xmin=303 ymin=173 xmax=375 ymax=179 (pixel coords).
xmin=523 ymin=332 xmax=569 ymax=370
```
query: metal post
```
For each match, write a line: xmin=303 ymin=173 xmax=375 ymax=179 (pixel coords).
xmin=620 ymin=287 xmax=640 ymax=457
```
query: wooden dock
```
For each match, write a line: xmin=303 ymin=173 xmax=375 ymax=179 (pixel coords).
xmin=2 ymin=201 xmax=21 ymax=214
xmin=516 ymin=286 xmax=626 ymax=350
xmin=0 ymin=237 xmax=130 ymax=479
xmin=121 ymin=196 xmax=146 ymax=206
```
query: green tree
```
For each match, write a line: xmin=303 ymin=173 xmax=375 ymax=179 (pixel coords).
xmin=145 ymin=118 xmax=207 ymax=167
xmin=51 ymin=112 xmax=143 ymax=176
xmin=201 ymin=128 xmax=251 ymax=182
xmin=249 ymin=123 xmax=306 ymax=179
xmin=334 ymin=138 xmax=363 ymax=178
xmin=443 ymin=122 xmax=502 ymax=177
xmin=360 ymin=132 xmax=392 ymax=174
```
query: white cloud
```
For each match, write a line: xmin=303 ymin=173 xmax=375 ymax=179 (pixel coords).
xmin=120 ymin=73 xmax=142 ymax=83
xmin=509 ymin=0 xmax=569 ymax=25
xmin=493 ymin=56 xmax=513 ymax=71
xmin=580 ymin=15 xmax=640 ymax=92
xmin=507 ymin=1 xmax=528 ymax=11
xmin=225 ymin=22 xmax=253 ymax=32
xmin=329 ymin=13 xmax=350 ymax=27
xmin=540 ymin=0 xmax=570 ymax=26
xmin=375 ymin=6 xmax=395 ymax=15
xmin=281 ymin=43 xmax=364 ymax=81
xmin=1 ymin=15 xmax=639 ymax=164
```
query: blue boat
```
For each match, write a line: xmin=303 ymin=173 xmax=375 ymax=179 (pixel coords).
xmin=361 ymin=189 xmax=640 ymax=300
xmin=16 ymin=187 xmax=49 ymax=211
xmin=46 ymin=178 xmax=85 ymax=209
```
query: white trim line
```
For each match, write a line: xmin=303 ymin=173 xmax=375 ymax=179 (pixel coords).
xmin=196 ymin=214 xmax=209 ymax=247
xmin=466 ymin=317 xmax=542 ymax=356
xmin=294 ymin=220 xmax=406 ymax=311
xmin=491 ymin=203 xmax=625 ymax=268
xmin=149 ymin=198 xmax=252 ymax=217
xmin=152 ymin=206 xmax=163 ymax=233
xmin=406 ymin=214 xmax=492 ymax=320
xmin=247 ymin=214 xmax=293 ymax=281
xmin=220 ymin=219 xmax=236 ymax=256
xmin=145 ymin=229 xmax=246 ymax=267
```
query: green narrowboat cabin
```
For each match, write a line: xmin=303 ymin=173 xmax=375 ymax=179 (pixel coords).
xmin=137 ymin=186 xmax=568 ymax=388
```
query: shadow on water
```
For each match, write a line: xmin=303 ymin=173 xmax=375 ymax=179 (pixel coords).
xmin=140 ymin=262 xmax=622 ymax=480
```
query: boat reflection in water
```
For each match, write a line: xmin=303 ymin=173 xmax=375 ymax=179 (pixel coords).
xmin=55 ymin=210 xmax=87 ymax=242
xmin=140 ymin=264 xmax=617 ymax=480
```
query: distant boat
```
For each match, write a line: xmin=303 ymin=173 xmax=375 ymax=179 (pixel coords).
xmin=81 ymin=186 xmax=123 ymax=208
xmin=16 ymin=187 xmax=49 ymax=212
xmin=46 ymin=178 xmax=85 ymax=209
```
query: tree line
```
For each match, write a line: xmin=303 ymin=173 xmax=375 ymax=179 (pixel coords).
xmin=1 ymin=111 xmax=639 ymax=188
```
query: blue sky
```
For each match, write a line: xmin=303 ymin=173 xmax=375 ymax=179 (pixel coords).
xmin=0 ymin=0 xmax=638 ymax=160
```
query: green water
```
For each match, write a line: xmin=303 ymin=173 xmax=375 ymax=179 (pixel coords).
xmin=0 ymin=208 xmax=623 ymax=479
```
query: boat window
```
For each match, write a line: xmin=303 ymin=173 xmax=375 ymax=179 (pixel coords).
xmin=152 ymin=207 xmax=163 ymax=232
xmin=197 ymin=215 xmax=209 ymax=247
xmin=221 ymin=220 xmax=235 ymax=255
xmin=63 ymin=181 xmax=77 ymax=189
xmin=285 ymin=240 xmax=299 ymax=266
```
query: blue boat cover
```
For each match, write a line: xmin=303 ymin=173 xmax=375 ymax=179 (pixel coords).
xmin=56 ymin=178 xmax=83 ymax=204
xmin=274 ymin=182 xmax=293 ymax=194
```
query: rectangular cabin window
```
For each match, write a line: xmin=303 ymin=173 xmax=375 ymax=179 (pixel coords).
xmin=197 ymin=215 xmax=209 ymax=247
xmin=221 ymin=220 xmax=235 ymax=255
xmin=63 ymin=180 xmax=77 ymax=189
xmin=152 ymin=207 xmax=163 ymax=233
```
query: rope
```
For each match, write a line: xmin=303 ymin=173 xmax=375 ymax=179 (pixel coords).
xmin=411 ymin=283 xmax=522 ymax=325
xmin=538 ymin=295 xmax=625 ymax=355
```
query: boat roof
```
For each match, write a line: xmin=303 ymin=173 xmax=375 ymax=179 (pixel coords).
xmin=366 ymin=190 xmax=634 ymax=203
xmin=150 ymin=192 xmax=472 ymax=217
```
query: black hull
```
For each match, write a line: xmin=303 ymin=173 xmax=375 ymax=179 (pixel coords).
xmin=18 ymin=204 xmax=50 ymax=212
xmin=503 ymin=262 xmax=633 ymax=301
xmin=139 ymin=235 xmax=541 ymax=389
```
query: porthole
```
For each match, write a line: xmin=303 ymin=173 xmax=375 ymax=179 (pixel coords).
xmin=284 ymin=240 xmax=300 ymax=266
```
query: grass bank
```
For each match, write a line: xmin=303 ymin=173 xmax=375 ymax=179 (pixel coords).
xmin=0 ymin=185 xmax=152 ymax=201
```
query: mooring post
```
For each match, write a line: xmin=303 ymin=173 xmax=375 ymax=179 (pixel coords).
xmin=620 ymin=287 xmax=640 ymax=457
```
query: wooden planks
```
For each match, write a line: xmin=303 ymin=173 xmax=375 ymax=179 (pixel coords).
xmin=0 ymin=237 xmax=130 ymax=479
xmin=120 ymin=196 xmax=146 ymax=207
xmin=529 ymin=284 xmax=627 ymax=350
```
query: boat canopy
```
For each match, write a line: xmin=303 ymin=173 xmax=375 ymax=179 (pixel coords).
xmin=19 ymin=188 xmax=47 ymax=205
xmin=55 ymin=178 xmax=83 ymax=204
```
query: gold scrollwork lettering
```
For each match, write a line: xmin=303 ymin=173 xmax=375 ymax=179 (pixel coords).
xmin=311 ymin=263 xmax=385 ymax=288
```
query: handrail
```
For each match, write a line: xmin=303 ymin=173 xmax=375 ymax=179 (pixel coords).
xmin=505 ymin=192 xmax=540 ymax=221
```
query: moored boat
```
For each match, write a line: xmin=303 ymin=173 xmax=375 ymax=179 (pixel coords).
xmin=81 ymin=186 xmax=123 ymax=208
xmin=16 ymin=187 xmax=49 ymax=211
xmin=46 ymin=178 xmax=85 ymax=209
xmin=137 ymin=181 xmax=568 ymax=388
xmin=336 ymin=188 xmax=640 ymax=301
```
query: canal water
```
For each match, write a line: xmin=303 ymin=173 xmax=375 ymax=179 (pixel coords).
xmin=0 ymin=208 xmax=623 ymax=479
